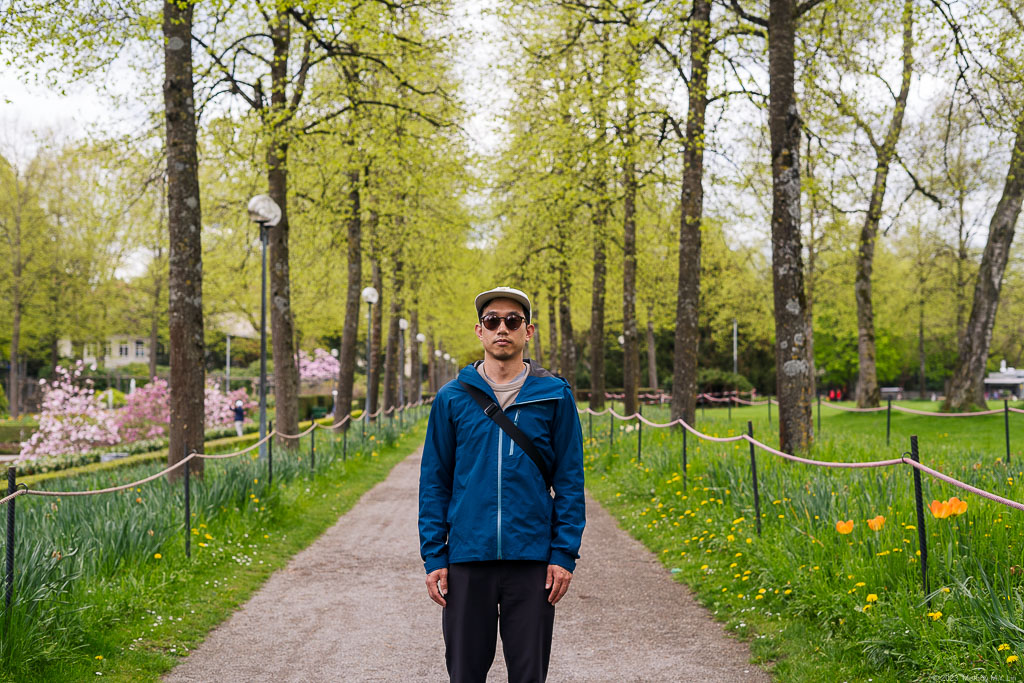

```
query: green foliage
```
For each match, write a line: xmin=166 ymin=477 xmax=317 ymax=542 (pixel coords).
xmin=696 ymin=368 xmax=753 ymax=394
xmin=585 ymin=403 xmax=1024 ymax=680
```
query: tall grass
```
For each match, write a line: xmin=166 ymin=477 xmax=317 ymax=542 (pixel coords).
xmin=585 ymin=403 xmax=1024 ymax=681
xmin=0 ymin=410 xmax=419 ymax=680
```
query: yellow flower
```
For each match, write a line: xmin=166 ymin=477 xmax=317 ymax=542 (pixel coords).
xmin=700 ymin=564 xmax=708 ymax=570
xmin=927 ymin=611 xmax=942 ymax=621
xmin=254 ymin=478 xmax=259 ymax=484
xmin=198 ymin=542 xmax=207 ymax=547
xmin=95 ymin=655 xmax=103 ymax=660
xmin=855 ymin=582 xmax=865 ymax=587
xmin=836 ymin=520 xmax=854 ymax=534
xmin=998 ymin=644 xmax=1010 ymax=651
xmin=1008 ymin=655 xmax=1019 ymax=665
xmin=755 ymin=595 xmax=764 ymax=600
xmin=867 ymin=515 xmax=885 ymax=531
xmin=866 ymin=594 xmax=878 ymax=603
xmin=204 ymin=534 xmax=213 ymax=540
xmin=153 ymin=553 xmax=162 ymax=559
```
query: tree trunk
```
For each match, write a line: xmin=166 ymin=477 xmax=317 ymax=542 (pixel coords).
xmin=149 ymin=272 xmax=162 ymax=380
xmin=534 ymin=313 xmax=544 ymax=367
xmin=945 ymin=115 xmax=1024 ymax=410
xmin=369 ymin=252 xmax=383 ymax=416
xmin=426 ymin=336 xmax=436 ymax=394
xmin=163 ymin=0 xmax=205 ymax=473
xmin=336 ymin=165 xmax=361 ymax=425
xmin=547 ymin=288 xmax=559 ymax=375
xmin=267 ymin=9 xmax=299 ymax=447
xmin=918 ymin=297 xmax=926 ymax=399
xmin=622 ymin=84 xmax=640 ymax=417
xmin=646 ymin=315 xmax=658 ymax=390
xmin=409 ymin=308 xmax=420 ymax=402
xmin=855 ymin=1 xmax=913 ymax=408
xmin=383 ymin=258 xmax=403 ymax=410
xmin=9 ymin=303 xmax=20 ymax=419
xmin=589 ymin=201 xmax=608 ymax=410
xmin=671 ymin=0 xmax=709 ymax=427
xmin=558 ymin=265 xmax=576 ymax=394
xmin=769 ymin=0 xmax=814 ymax=452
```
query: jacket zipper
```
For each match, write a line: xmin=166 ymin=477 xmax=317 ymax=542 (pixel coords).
xmin=497 ymin=424 xmax=503 ymax=559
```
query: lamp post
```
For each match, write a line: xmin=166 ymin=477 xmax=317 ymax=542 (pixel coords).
xmin=434 ymin=348 xmax=442 ymax=388
xmin=443 ymin=352 xmax=451 ymax=384
xmin=398 ymin=318 xmax=409 ymax=409
xmin=416 ymin=333 xmax=426 ymax=402
xmin=225 ymin=333 xmax=231 ymax=392
xmin=362 ymin=286 xmax=379 ymax=421
xmin=247 ymin=194 xmax=282 ymax=461
xmin=331 ymin=389 xmax=338 ymax=418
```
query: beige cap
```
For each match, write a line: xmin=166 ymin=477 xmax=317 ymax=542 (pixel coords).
xmin=474 ymin=287 xmax=532 ymax=323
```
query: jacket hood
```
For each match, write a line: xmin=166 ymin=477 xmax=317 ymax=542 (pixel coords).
xmin=456 ymin=360 xmax=566 ymax=404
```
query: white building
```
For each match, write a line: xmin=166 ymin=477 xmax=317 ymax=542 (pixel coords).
xmin=58 ymin=335 xmax=154 ymax=370
xmin=984 ymin=360 xmax=1024 ymax=399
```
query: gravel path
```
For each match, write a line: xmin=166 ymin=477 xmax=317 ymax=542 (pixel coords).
xmin=165 ymin=448 xmax=770 ymax=682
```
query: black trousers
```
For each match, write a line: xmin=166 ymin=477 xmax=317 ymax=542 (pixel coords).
xmin=442 ymin=561 xmax=555 ymax=683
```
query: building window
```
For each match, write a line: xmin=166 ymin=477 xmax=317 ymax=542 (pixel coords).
xmin=84 ymin=343 xmax=95 ymax=358
xmin=119 ymin=342 xmax=129 ymax=357
xmin=135 ymin=340 xmax=145 ymax=357
xmin=105 ymin=342 xmax=113 ymax=358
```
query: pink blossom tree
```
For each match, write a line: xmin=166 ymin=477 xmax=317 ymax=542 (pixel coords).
xmin=298 ymin=348 xmax=339 ymax=383
xmin=19 ymin=362 xmax=119 ymax=459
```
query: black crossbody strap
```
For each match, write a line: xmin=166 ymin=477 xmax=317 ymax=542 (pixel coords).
xmin=459 ymin=381 xmax=553 ymax=491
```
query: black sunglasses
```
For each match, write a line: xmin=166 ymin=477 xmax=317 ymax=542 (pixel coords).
xmin=480 ymin=313 xmax=526 ymax=331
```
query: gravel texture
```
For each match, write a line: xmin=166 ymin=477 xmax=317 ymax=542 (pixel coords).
xmin=165 ymin=449 xmax=770 ymax=682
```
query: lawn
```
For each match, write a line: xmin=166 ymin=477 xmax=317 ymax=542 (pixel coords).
xmin=0 ymin=411 xmax=426 ymax=682
xmin=583 ymin=401 xmax=1024 ymax=682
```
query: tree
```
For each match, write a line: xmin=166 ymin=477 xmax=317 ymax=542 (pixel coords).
xmin=164 ymin=0 xmax=206 ymax=472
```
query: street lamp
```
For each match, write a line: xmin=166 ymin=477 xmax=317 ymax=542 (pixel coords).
xmin=415 ymin=333 xmax=426 ymax=402
xmin=443 ymin=352 xmax=451 ymax=383
xmin=398 ymin=318 xmax=409 ymax=408
xmin=434 ymin=348 xmax=442 ymax=389
xmin=361 ymin=286 xmax=379 ymax=421
xmin=247 ymin=194 xmax=281 ymax=461
xmin=331 ymin=389 xmax=338 ymax=418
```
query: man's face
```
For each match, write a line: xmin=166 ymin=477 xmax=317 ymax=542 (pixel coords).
xmin=475 ymin=298 xmax=534 ymax=361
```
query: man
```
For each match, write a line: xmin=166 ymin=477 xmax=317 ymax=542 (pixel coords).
xmin=419 ymin=286 xmax=586 ymax=683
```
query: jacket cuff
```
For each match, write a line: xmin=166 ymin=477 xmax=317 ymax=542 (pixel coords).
xmin=424 ymin=555 xmax=449 ymax=574
xmin=548 ymin=550 xmax=577 ymax=573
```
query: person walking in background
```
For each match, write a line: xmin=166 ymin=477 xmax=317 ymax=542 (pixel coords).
xmin=419 ymin=286 xmax=586 ymax=683
xmin=233 ymin=399 xmax=245 ymax=437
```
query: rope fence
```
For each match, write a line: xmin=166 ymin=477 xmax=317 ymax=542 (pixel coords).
xmin=0 ymin=398 xmax=432 ymax=614
xmin=581 ymin=402 xmax=1024 ymax=598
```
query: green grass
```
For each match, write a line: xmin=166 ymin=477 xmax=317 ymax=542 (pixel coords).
xmin=583 ymin=401 xmax=1024 ymax=682
xmin=0 ymin=409 xmax=427 ymax=682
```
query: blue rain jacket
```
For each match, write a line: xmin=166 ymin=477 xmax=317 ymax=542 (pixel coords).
xmin=418 ymin=361 xmax=586 ymax=574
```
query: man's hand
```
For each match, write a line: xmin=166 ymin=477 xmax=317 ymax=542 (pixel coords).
xmin=426 ymin=568 xmax=448 ymax=607
xmin=545 ymin=565 xmax=573 ymax=604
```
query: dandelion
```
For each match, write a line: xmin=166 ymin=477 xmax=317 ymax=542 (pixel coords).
xmin=855 ymin=582 xmax=865 ymax=587
xmin=204 ymin=534 xmax=213 ymax=540
xmin=154 ymin=553 xmax=162 ymax=560
xmin=836 ymin=520 xmax=854 ymax=534
xmin=1008 ymin=655 xmax=1019 ymax=665
xmin=866 ymin=594 xmax=878 ymax=603
xmin=998 ymin=644 xmax=1010 ymax=652
xmin=867 ymin=515 xmax=885 ymax=531
xmin=95 ymin=655 xmax=103 ymax=660
xmin=927 ymin=611 xmax=942 ymax=621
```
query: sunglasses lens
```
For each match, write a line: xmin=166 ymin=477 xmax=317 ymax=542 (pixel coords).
xmin=481 ymin=314 xmax=524 ymax=331
xmin=482 ymin=315 xmax=501 ymax=331
xmin=504 ymin=315 xmax=523 ymax=330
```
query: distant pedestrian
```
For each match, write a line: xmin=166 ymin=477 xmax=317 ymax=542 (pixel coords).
xmin=233 ymin=399 xmax=245 ymax=437
xmin=419 ymin=286 xmax=586 ymax=683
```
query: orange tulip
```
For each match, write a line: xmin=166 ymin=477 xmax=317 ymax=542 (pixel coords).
xmin=929 ymin=497 xmax=968 ymax=520
xmin=867 ymin=515 xmax=886 ymax=531
xmin=836 ymin=520 xmax=854 ymax=534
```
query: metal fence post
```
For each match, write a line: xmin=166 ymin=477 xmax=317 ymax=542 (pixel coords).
xmin=886 ymin=399 xmax=892 ymax=446
xmin=310 ymin=425 xmax=316 ymax=471
xmin=610 ymin=413 xmax=614 ymax=444
xmin=268 ymin=420 xmax=274 ymax=485
xmin=767 ymin=396 xmax=772 ymax=427
xmin=588 ymin=412 xmax=593 ymax=442
xmin=909 ymin=435 xmax=930 ymax=603
xmin=184 ymin=453 xmax=191 ymax=560
xmin=748 ymin=421 xmax=761 ymax=537
xmin=343 ymin=426 xmax=348 ymax=461
xmin=6 ymin=466 xmax=15 ymax=611
xmin=682 ymin=428 xmax=688 ymax=490
xmin=637 ymin=405 xmax=643 ymax=462
xmin=728 ymin=395 xmax=732 ymax=422
xmin=1005 ymin=399 xmax=1012 ymax=465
